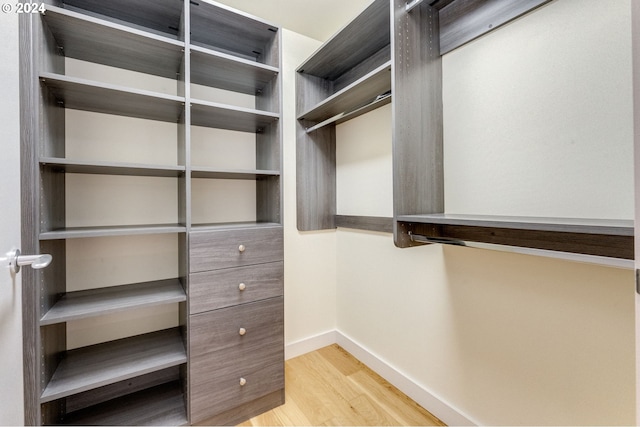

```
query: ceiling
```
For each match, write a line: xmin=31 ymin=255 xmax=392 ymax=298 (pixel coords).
xmin=212 ymin=0 xmax=375 ymax=42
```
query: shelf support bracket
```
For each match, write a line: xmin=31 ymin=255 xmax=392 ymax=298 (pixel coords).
xmin=406 ymin=0 xmax=425 ymax=13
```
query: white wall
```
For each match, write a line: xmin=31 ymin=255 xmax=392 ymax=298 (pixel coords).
xmin=0 ymin=11 xmax=24 ymax=427
xmin=333 ymin=0 xmax=636 ymax=425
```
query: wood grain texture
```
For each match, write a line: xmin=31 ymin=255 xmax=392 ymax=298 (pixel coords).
xmin=39 ymin=224 xmax=187 ymax=240
xmin=41 ymin=279 xmax=186 ymax=325
xmin=197 ymin=390 xmax=284 ymax=427
xmin=439 ymin=0 xmax=552 ymax=54
xmin=190 ymin=99 xmax=279 ymax=132
xmin=189 ymin=297 xmax=284 ymax=423
xmin=296 ymin=0 xmax=390 ymax=80
xmin=392 ymin=0 xmax=444 ymax=247
xmin=298 ymin=62 xmax=392 ymax=122
xmin=189 ymin=226 xmax=283 ymax=273
xmin=41 ymin=328 xmax=187 ymax=403
xmin=190 ymin=167 xmax=279 ymax=180
xmin=190 ymin=0 xmax=279 ymax=66
xmin=189 ymin=261 xmax=283 ymax=314
xmin=40 ymin=157 xmax=185 ymax=177
xmin=40 ymin=72 xmax=185 ymax=123
xmin=335 ymin=215 xmax=393 ymax=234
xmin=191 ymin=45 xmax=279 ymax=95
xmin=63 ymin=0 xmax=184 ymax=39
xmin=43 ymin=5 xmax=184 ymax=80
xmin=295 ymin=120 xmax=336 ymax=231
xmin=242 ymin=344 xmax=444 ymax=427
xmin=62 ymin=381 xmax=187 ymax=426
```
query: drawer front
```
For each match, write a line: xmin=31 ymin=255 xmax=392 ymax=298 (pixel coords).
xmin=189 ymin=226 xmax=283 ymax=273
xmin=189 ymin=262 xmax=283 ymax=314
xmin=190 ymin=298 xmax=284 ymax=421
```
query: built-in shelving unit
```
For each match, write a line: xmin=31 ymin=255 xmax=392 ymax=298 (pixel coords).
xmin=296 ymin=0 xmax=391 ymax=231
xmin=296 ymin=0 xmax=631 ymax=261
xmin=21 ymin=0 xmax=283 ymax=424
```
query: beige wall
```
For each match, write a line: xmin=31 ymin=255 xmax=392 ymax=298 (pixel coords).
xmin=329 ymin=0 xmax=635 ymax=425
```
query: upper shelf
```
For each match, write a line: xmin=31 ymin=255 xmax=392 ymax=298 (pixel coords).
xmin=42 ymin=5 xmax=185 ymax=80
xmin=60 ymin=0 xmax=184 ymax=40
xmin=190 ymin=0 xmax=280 ymax=66
xmin=296 ymin=0 xmax=390 ymax=79
xmin=397 ymin=214 xmax=634 ymax=259
xmin=40 ymin=73 xmax=185 ymax=123
xmin=191 ymin=45 xmax=279 ymax=95
xmin=298 ymin=62 xmax=391 ymax=123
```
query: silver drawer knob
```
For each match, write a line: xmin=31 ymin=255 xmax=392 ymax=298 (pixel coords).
xmin=239 ymin=377 xmax=247 ymax=386
xmin=238 ymin=244 xmax=246 ymax=253
xmin=239 ymin=328 xmax=246 ymax=336
xmin=238 ymin=283 xmax=246 ymax=291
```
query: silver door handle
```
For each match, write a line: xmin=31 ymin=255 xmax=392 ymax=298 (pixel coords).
xmin=7 ymin=249 xmax=52 ymax=274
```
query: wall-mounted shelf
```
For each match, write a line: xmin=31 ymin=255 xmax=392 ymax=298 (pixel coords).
xmin=191 ymin=45 xmax=279 ymax=95
xmin=39 ymin=224 xmax=186 ymax=240
xmin=40 ymin=328 xmax=187 ymax=403
xmin=40 ymin=158 xmax=185 ymax=177
xmin=397 ymin=214 xmax=634 ymax=259
xmin=191 ymin=167 xmax=279 ymax=180
xmin=40 ymin=73 xmax=185 ymax=123
xmin=190 ymin=99 xmax=279 ymax=131
xmin=40 ymin=279 xmax=186 ymax=326
xmin=42 ymin=5 xmax=185 ymax=79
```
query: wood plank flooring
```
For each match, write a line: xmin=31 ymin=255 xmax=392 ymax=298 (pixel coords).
xmin=239 ymin=344 xmax=445 ymax=426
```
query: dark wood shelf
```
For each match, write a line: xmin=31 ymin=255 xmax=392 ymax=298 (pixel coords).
xmin=397 ymin=214 xmax=634 ymax=259
xmin=40 ymin=73 xmax=185 ymax=123
xmin=61 ymin=0 xmax=184 ymax=40
xmin=296 ymin=0 xmax=390 ymax=79
xmin=191 ymin=167 xmax=279 ymax=180
xmin=61 ymin=381 xmax=187 ymax=426
xmin=191 ymin=45 xmax=279 ymax=95
xmin=40 ymin=157 xmax=185 ymax=177
xmin=41 ymin=279 xmax=186 ymax=326
xmin=40 ymin=328 xmax=187 ymax=403
xmin=190 ymin=221 xmax=282 ymax=232
xmin=190 ymin=0 xmax=279 ymax=65
xmin=191 ymin=98 xmax=279 ymax=132
xmin=297 ymin=62 xmax=391 ymax=123
xmin=42 ymin=5 xmax=184 ymax=80
xmin=40 ymin=224 xmax=187 ymax=240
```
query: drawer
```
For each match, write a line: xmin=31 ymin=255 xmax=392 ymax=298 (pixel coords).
xmin=189 ymin=298 xmax=284 ymax=421
xmin=189 ymin=226 xmax=283 ymax=273
xmin=189 ymin=262 xmax=283 ymax=314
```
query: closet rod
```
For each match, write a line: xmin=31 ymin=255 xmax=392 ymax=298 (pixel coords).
xmin=408 ymin=232 xmax=466 ymax=246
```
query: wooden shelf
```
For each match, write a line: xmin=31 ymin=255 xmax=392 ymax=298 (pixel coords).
xmin=41 ymin=279 xmax=186 ymax=326
xmin=191 ymin=45 xmax=279 ymax=95
xmin=61 ymin=0 xmax=184 ymax=40
xmin=42 ymin=5 xmax=184 ymax=80
xmin=298 ymin=62 xmax=391 ymax=123
xmin=397 ymin=214 xmax=634 ymax=259
xmin=190 ymin=0 xmax=279 ymax=64
xmin=40 ymin=328 xmax=187 ymax=403
xmin=39 ymin=224 xmax=187 ymax=240
xmin=191 ymin=167 xmax=279 ymax=180
xmin=40 ymin=73 xmax=185 ymax=123
xmin=190 ymin=221 xmax=282 ymax=232
xmin=40 ymin=157 xmax=185 ymax=177
xmin=191 ymin=98 xmax=279 ymax=132
xmin=61 ymin=381 xmax=187 ymax=426
xmin=296 ymin=0 xmax=390 ymax=79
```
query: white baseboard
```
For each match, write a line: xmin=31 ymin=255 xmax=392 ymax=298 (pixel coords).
xmin=285 ymin=329 xmax=478 ymax=426
xmin=285 ymin=330 xmax=337 ymax=360
xmin=335 ymin=330 xmax=478 ymax=427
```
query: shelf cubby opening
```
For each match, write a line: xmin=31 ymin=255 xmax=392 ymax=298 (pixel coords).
xmin=190 ymin=0 xmax=280 ymax=67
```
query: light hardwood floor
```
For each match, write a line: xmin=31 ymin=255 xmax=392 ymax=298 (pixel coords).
xmin=239 ymin=344 xmax=445 ymax=426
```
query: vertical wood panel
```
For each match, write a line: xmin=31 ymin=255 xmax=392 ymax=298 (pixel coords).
xmin=392 ymin=0 xmax=444 ymax=247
